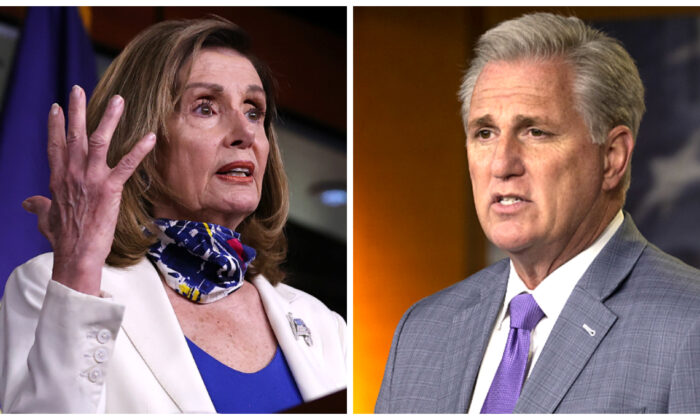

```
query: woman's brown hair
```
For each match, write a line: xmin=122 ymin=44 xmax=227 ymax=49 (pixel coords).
xmin=86 ymin=17 xmax=289 ymax=284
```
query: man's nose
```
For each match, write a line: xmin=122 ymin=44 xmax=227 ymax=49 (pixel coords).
xmin=491 ymin=133 xmax=525 ymax=180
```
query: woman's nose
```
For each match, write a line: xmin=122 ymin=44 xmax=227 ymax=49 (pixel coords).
xmin=227 ymin=109 xmax=256 ymax=148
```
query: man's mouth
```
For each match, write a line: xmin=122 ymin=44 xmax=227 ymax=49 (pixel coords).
xmin=498 ymin=196 xmax=522 ymax=206
xmin=493 ymin=194 xmax=527 ymax=207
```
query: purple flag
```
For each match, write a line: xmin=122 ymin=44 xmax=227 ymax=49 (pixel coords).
xmin=0 ymin=7 xmax=97 ymax=297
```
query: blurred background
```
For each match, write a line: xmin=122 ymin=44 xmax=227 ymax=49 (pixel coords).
xmin=5 ymin=6 xmax=700 ymax=413
xmin=0 ymin=7 xmax=347 ymax=319
xmin=354 ymin=6 xmax=700 ymax=413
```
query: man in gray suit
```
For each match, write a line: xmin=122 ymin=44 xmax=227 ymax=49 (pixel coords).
xmin=376 ymin=13 xmax=700 ymax=414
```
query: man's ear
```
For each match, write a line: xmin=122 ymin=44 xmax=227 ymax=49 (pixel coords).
xmin=602 ymin=125 xmax=634 ymax=192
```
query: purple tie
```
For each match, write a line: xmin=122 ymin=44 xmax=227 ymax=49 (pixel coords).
xmin=481 ymin=293 xmax=544 ymax=414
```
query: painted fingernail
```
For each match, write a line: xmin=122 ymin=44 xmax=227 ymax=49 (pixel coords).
xmin=21 ymin=199 xmax=33 ymax=212
xmin=50 ymin=103 xmax=59 ymax=115
xmin=110 ymin=95 xmax=124 ymax=108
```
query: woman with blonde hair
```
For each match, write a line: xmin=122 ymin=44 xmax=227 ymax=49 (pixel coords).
xmin=0 ymin=17 xmax=345 ymax=413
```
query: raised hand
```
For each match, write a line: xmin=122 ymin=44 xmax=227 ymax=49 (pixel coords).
xmin=22 ymin=85 xmax=156 ymax=296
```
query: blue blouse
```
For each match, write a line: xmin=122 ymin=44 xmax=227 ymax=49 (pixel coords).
xmin=185 ymin=337 xmax=303 ymax=413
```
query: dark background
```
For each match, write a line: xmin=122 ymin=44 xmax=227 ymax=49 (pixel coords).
xmin=0 ymin=6 xmax=347 ymax=318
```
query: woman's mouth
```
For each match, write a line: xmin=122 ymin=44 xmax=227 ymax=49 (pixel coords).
xmin=215 ymin=161 xmax=254 ymax=182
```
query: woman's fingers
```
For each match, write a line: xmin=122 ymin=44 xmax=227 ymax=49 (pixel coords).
xmin=47 ymin=103 xmax=66 ymax=179
xmin=21 ymin=196 xmax=53 ymax=243
xmin=87 ymin=95 xmax=124 ymax=171
xmin=111 ymin=132 xmax=156 ymax=185
xmin=33 ymin=88 xmax=144 ymax=296
xmin=65 ymin=85 xmax=88 ymax=172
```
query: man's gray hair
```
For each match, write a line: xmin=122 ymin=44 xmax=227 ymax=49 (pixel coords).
xmin=459 ymin=13 xmax=646 ymax=147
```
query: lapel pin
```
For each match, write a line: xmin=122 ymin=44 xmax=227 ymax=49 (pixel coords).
xmin=287 ymin=312 xmax=313 ymax=347
xmin=582 ymin=323 xmax=596 ymax=337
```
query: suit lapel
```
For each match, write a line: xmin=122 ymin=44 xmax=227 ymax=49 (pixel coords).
xmin=515 ymin=214 xmax=647 ymax=413
xmin=101 ymin=259 xmax=215 ymax=413
xmin=438 ymin=261 xmax=509 ymax=413
xmin=515 ymin=288 xmax=617 ymax=413
xmin=252 ymin=276 xmax=339 ymax=402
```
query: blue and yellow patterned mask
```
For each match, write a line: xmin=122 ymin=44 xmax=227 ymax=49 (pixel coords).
xmin=146 ymin=219 xmax=256 ymax=304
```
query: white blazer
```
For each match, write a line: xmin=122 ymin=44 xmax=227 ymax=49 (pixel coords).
xmin=0 ymin=253 xmax=346 ymax=413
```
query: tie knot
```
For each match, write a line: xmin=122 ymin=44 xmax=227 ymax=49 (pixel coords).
xmin=508 ymin=293 xmax=544 ymax=330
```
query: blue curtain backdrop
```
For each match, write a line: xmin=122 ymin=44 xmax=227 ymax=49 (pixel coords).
xmin=0 ymin=7 xmax=97 ymax=297
xmin=593 ymin=17 xmax=700 ymax=269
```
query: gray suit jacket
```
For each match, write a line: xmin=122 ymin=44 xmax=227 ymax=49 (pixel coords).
xmin=376 ymin=214 xmax=700 ymax=413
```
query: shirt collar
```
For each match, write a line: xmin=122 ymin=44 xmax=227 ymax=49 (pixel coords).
xmin=495 ymin=210 xmax=625 ymax=329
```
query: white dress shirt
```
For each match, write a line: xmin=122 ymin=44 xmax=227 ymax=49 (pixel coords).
xmin=467 ymin=210 xmax=624 ymax=413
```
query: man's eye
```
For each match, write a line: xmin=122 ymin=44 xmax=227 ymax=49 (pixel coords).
xmin=475 ymin=129 xmax=492 ymax=140
xmin=529 ymin=128 xmax=546 ymax=137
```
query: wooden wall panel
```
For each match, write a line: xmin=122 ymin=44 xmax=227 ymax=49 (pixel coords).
xmin=353 ymin=7 xmax=484 ymax=413
xmin=89 ymin=7 xmax=158 ymax=50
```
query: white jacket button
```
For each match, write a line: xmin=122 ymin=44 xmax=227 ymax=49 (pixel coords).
xmin=94 ymin=347 xmax=109 ymax=363
xmin=97 ymin=329 xmax=112 ymax=344
xmin=88 ymin=367 xmax=103 ymax=383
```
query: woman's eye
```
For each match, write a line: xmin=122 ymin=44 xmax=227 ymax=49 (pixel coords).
xmin=246 ymin=108 xmax=266 ymax=122
xmin=193 ymin=100 xmax=215 ymax=116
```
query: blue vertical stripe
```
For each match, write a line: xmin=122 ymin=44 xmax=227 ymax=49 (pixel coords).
xmin=0 ymin=7 xmax=97 ymax=297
